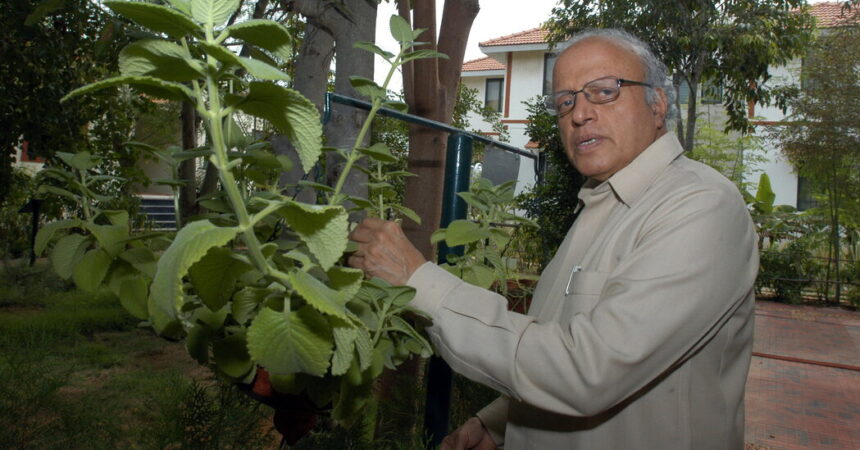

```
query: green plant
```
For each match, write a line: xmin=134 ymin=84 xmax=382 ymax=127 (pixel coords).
xmin=756 ymin=239 xmax=812 ymax=303
xmin=432 ymin=178 xmax=538 ymax=292
xmin=42 ymin=2 xmax=442 ymax=432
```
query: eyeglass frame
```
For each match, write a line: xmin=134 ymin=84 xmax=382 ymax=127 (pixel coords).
xmin=544 ymin=76 xmax=654 ymax=116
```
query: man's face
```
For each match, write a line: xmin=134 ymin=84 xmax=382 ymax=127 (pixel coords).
xmin=552 ymin=38 xmax=668 ymax=181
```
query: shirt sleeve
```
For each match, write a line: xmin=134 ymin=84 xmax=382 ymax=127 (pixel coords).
xmin=407 ymin=184 xmax=758 ymax=417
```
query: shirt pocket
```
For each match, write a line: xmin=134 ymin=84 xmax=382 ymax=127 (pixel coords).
xmin=560 ymin=270 xmax=610 ymax=323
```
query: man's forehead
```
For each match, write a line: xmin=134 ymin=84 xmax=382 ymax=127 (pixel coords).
xmin=553 ymin=37 xmax=644 ymax=84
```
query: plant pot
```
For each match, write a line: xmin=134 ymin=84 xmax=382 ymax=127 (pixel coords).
xmin=240 ymin=367 xmax=319 ymax=446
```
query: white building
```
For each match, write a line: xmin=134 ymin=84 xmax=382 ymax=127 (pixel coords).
xmin=460 ymin=2 xmax=853 ymax=209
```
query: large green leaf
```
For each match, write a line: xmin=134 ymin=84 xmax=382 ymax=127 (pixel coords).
xmin=212 ymin=333 xmax=253 ymax=378
xmin=231 ymin=286 xmax=267 ymax=325
xmin=119 ymin=275 xmax=149 ymax=319
xmin=61 ymin=75 xmax=194 ymax=103
xmin=186 ymin=323 xmax=210 ymax=364
xmin=148 ymin=220 xmax=239 ymax=335
xmin=104 ymin=1 xmax=201 ymax=39
xmin=83 ymin=223 xmax=128 ymax=257
xmin=51 ymin=233 xmax=90 ymax=280
xmin=327 ymin=266 xmax=364 ymax=302
xmin=234 ymin=82 xmax=322 ymax=173
xmin=188 ymin=247 xmax=251 ymax=311
xmin=226 ymin=19 xmax=292 ymax=53
xmin=73 ymin=249 xmax=113 ymax=293
xmin=190 ymin=0 xmax=240 ymax=28
xmin=462 ymin=264 xmax=496 ymax=289
xmin=118 ymin=247 xmax=158 ymax=278
xmin=34 ymin=219 xmax=81 ymax=255
xmin=389 ymin=14 xmax=414 ymax=43
xmin=288 ymin=270 xmax=348 ymax=320
xmin=246 ymin=306 xmax=333 ymax=377
xmin=238 ymin=56 xmax=289 ymax=81
xmin=119 ymin=39 xmax=203 ymax=82
xmin=443 ymin=220 xmax=487 ymax=246
xmin=755 ymin=173 xmax=776 ymax=214
xmin=278 ymin=202 xmax=348 ymax=271
xmin=331 ymin=326 xmax=358 ymax=376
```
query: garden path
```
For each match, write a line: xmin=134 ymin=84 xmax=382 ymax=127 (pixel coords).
xmin=745 ymin=300 xmax=860 ymax=449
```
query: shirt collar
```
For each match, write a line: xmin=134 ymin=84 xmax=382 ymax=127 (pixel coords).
xmin=578 ymin=132 xmax=684 ymax=209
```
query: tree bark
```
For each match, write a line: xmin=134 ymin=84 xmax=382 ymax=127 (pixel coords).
xmin=400 ymin=0 xmax=480 ymax=259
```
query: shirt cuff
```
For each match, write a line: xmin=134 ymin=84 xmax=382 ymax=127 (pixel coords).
xmin=406 ymin=261 xmax=464 ymax=315
xmin=476 ymin=396 xmax=508 ymax=446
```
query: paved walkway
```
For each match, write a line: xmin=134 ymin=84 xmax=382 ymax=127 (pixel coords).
xmin=745 ymin=300 xmax=860 ymax=449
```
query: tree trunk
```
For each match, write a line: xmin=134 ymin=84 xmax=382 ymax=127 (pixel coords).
xmin=400 ymin=0 xmax=480 ymax=259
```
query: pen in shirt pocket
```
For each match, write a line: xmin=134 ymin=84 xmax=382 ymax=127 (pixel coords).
xmin=565 ymin=265 xmax=582 ymax=295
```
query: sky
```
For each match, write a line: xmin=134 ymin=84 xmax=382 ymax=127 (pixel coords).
xmin=373 ymin=0 xmax=559 ymax=91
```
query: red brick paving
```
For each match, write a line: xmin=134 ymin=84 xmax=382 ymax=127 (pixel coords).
xmin=745 ymin=300 xmax=860 ymax=449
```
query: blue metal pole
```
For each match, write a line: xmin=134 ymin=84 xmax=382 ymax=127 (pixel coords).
xmin=424 ymin=133 xmax=473 ymax=448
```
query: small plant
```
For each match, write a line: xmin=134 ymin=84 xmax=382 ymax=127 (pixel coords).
xmin=432 ymin=178 xmax=538 ymax=293
xmin=35 ymin=0 xmax=444 ymax=435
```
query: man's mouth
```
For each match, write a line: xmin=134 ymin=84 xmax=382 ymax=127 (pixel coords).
xmin=576 ymin=135 xmax=602 ymax=150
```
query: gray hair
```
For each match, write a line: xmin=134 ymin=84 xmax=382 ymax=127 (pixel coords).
xmin=554 ymin=28 xmax=677 ymax=122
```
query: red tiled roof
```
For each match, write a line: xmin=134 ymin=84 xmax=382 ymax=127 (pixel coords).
xmin=810 ymin=2 xmax=858 ymax=27
xmin=462 ymin=56 xmax=506 ymax=72
xmin=479 ymin=27 xmax=549 ymax=47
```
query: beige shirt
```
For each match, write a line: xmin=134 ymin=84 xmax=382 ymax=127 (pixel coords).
xmin=407 ymin=133 xmax=759 ymax=449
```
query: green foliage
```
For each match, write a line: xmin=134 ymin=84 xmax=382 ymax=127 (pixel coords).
xmin=757 ymin=239 xmax=813 ymax=303
xmin=0 ymin=168 xmax=37 ymax=260
xmin=0 ymin=0 xmax=148 ymax=200
xmin=516 ymin=97 xmax=586 ymax=268
xmin=38 ymin=7 xmax=447 ymax=433
xmin=432 ymin=178 xmax=538 ymax=293
xmin=688 ymin=121 xmax=766 ymax=191
xmin=770 ymin=24 xmax=860 ymax=304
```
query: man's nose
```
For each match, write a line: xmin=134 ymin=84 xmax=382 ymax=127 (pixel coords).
xmin=570 ymin=96 xmax=596 ymax=126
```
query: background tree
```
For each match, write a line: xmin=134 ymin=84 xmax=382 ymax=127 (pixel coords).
xmin=544 ymin=0 xmax=815 ymax=152
xmin=771 ymin=18 xmax=860 ymax=304
xmin=398 ymin=0 xmax=480 ymax=258
xmin=0 ymin=0 xmax=144 ymax=200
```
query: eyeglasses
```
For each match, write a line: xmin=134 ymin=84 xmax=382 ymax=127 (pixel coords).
xmin=544 ymin=76 xmax=653 ymax=116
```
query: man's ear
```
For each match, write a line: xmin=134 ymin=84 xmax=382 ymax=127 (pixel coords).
xmin=652 ymin=88 xmax=669 ymax=129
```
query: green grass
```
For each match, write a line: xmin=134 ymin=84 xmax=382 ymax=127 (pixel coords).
xmin=0 ymin=264 xmax=277 ymax=449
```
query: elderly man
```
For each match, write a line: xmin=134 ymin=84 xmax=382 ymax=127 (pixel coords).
xmin=349 ymin=28 xmax=758 ymax=449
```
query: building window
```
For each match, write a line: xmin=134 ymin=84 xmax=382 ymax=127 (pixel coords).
xmin=701 ymin=79 xmax=722 ymax=104
xmin=796 ymin=176 xmax=819 ymax=211
xmin=485 ymin=78 xmax=503 ymax=112
xmin=543 ymin=53 xmax=557 ymax=96
xmin=677 ymin=79 xmax=691 ymax=104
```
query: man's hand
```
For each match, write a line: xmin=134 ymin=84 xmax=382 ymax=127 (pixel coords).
xmin=347 ymin=217 xmax=426 ymax=286
xmin=441 ymin=417 xmax=497 ymax=450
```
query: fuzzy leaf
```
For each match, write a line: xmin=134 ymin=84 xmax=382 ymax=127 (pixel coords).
xmin=190 ymin=0 xmax=240 ymax=27
xmin=278 ymin=202 xmax=348 ymax=271
xmin=238 ymin=56 xmax=289 ymax=81
xmin=83 ymin=223 xmax=128 ymax=257
xmin=188 ymin=247 xmax=250 ymax=312
xmin=34 ymin=219 xmax=81 ymax=255
xmin=462 ymin=264 xmax=496 ymax=289
xmin=186 ymin=323 xmax=210 ymax=364
xmin=62 ymin=75 xmax=193 ymax=103
xmin=327 ymin=266 xmax=364 ymax=302
xmin=148 ymin=220 xmax=238 ymax=335
xmin=444 ymin=220 xmax=487 ymax=246
xmin=226 ymin=19 xmax=292 ymax=53
xmin=231 ymin=286 xmax=267 ymax=325
xmin=119 ymin=275 xmax=149 ymax=319
xmin=73 ymin=249 xmax=113 ymax=293
xmin=288 ymin=270 xmax=349 ymax=320
xmin=353 ymin=41 xmax=394 ymax=61
xmin=213 ymin=334 xmax=253 ymax=378
xmin=349 ymin=76 xmax=387 ymax=101
xmin=119 ymin=39 xmax=203 ymax=82
xmin=331 ymin=326 xmax=358 ymax=376
xmin=389 ymin=14 xmax=413 ymax=43
xmin=118 ymin=247 xmax=158 ymax=278
xmin=51 ymin=233 xmax=90 ymax=280
xmin=234 ymin=82 xmax=322 ymax=173
xmin=357 ymin=142 xmax=397 ymax=163
xmin=105 ymin=1 xmax=201 ymax=39
xmin=247 ymin=306 xmax=333 ymax=376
